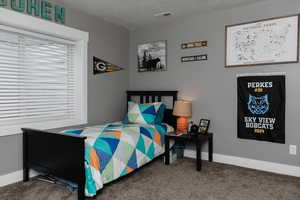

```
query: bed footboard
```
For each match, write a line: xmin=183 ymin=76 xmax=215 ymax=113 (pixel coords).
xmin=22 ymin=128 xmax=87 ymax=200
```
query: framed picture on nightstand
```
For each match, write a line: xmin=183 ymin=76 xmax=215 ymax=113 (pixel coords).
xmin=199 ymin=119 xmax=210 ymax=134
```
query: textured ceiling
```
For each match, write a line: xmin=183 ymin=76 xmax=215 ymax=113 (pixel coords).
xmin=58 ymin=0 xmax=265 ymax=30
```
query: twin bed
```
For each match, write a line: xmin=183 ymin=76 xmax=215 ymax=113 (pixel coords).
xmin=22 ymin=91 xmax=178 ymax=200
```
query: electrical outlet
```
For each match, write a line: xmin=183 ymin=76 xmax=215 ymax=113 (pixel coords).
xmin=289 ymin=145 xmax=297 ymax=155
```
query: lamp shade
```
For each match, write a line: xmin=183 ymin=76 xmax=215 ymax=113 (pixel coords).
xmin=173 ymin=100 xmax=192 ymax=117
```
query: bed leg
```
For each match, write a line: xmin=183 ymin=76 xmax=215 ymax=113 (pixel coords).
xmin=23 ymin=131 xmax=29 ymax=182
xmin=77 ymin=138 xmax=86 ymax=200
xmin=78 ymin=183 xmax=85 ymax=200
xmin=23 ymin=167 xmax=29 ymax=182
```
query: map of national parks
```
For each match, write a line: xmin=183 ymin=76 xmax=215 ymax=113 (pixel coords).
xmin=226 ymin=15 xmax=299 ymax=66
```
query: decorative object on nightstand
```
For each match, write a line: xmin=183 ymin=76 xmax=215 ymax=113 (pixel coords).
xmin=173 ymin=100 xmax=192 ymax=131
xmin=199 ymin=119 xmax=210 ymax=134
xmin=190 ymin=121 xmax=199 ymax=133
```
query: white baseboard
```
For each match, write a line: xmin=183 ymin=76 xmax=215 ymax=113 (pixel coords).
xmin=0 ymin=170 xmax=39 ymax=188
xmin=184 ymin=149 xmax=300 ymax=177
xmin=1 ymin=152 xmax=300 ymax=188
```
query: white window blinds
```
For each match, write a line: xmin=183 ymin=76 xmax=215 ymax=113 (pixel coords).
xmin=0 ymin=27 xmax=84 ymax=133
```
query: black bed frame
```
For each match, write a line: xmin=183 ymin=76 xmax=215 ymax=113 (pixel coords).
xmin=22 ymin=90 xmax=178 ymax=200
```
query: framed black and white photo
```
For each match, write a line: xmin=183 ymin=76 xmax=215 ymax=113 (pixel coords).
xmin=225 ymin=14 xmax=299 ymax=67
xmin=137 ymin=40 xmax=167 ymax=72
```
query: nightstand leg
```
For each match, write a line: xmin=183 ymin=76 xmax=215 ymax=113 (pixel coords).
xmin=165 ymin=137 xmax=170 ymax=165
xmin=196 ymin=140 xmax=202 ymax=171
xmin=209 ymin=135 xmax=213 ymax=162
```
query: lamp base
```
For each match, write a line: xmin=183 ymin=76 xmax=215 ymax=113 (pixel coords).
xmin=176 ymin=117 xmax=188 ymax=132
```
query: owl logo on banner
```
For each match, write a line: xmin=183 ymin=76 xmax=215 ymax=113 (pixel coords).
xmin=247 ymin=94 xmax=270 ymax=115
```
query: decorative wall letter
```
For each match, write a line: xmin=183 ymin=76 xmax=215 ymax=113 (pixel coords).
xmin=41 ymin=0 xmax=52 ymax=20
xmin=55 ymin=6 xmax=65 ymax=24
xmin=0 ymin=0 xmax=7 ymax=6
xmin=27 ymin=0 xmax=40 ymax=16
xmin=11 ymin=0 xmax=25 ymax=12
xmin=0 ymin=0 xmax=65 ymax=24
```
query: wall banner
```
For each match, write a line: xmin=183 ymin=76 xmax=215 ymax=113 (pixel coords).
xmin=93 ymin=57 xmax=123 ymax=74
xmin=237 ymin=74 xmax=285 ymax=143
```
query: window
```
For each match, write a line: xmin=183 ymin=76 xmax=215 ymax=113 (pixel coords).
xmin=0 ymin=9 xmax=88 ymax=136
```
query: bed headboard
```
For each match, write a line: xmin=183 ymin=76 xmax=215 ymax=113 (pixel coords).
xmin=126 ymin=91 xmax=178 ymax=129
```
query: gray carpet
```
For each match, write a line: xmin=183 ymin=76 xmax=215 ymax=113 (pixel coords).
xmin=1 ymin=158 xmax=300 ymax=200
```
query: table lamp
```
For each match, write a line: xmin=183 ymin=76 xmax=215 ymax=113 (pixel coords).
xmin=173 ymin=100 xmax=192 ymax=131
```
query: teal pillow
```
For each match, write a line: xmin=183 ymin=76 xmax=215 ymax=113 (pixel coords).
xmin=155 ymin=103 xmax=166 ymax=124
xmin=123 ymin=102 xmax=165 ymax=125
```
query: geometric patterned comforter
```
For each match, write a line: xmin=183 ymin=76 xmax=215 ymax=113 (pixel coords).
xmin=63 ymin=122 xmax=169 ymax=197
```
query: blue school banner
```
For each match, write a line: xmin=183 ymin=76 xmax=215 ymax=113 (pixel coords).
xmin=237 ymin=75 xmax=285 ymax=143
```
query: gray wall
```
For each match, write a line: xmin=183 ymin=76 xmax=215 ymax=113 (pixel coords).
xmin=129 ymin=0 xmax=300 ymax=166
xmin=0 ymin=4 xmax=130 ymax=175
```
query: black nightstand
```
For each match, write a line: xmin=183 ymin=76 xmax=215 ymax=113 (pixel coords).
xmin=164 ymin=132 xmax=213 ymax=171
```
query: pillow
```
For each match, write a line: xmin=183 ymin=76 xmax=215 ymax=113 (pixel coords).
xmin=123 ymin=101 xmax=165 ymax=125
xmin=161 ymin=123 xmax=175 ymax=132
xmin=155 ymin=103 xmax=165 ymax=124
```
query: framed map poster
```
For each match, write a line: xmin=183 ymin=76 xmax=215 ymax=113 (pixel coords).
xmin=225 ymin=15 xmax=299 ymax=67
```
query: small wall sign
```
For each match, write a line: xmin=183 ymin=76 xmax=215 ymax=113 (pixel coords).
xmin=181 ymin=54 xmax=207 ymax=62
xmin=181 ymin=40 xmax=207 ymax=49
xmin=0 ymin=0 xmax=65 ymax=24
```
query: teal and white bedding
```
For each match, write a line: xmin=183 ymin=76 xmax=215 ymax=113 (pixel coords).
xmin=63 ymin=122 xmax=171 ymax=197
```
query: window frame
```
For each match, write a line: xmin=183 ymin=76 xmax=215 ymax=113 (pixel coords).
xmin=0 ymin=8 xmax=89 ymax=136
